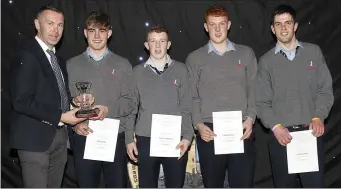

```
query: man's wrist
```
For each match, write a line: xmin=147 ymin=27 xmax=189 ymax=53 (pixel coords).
xmin=60 ymin=112 xmax=67 ymax=123
xmin=272 ymin=124 xmax=281 ymax=131
xmin=245 ymin=116 xmax=254 ymax=124
xmin=312 ymin=117 xmax=321 ymax=121
xmin=195 ymin=123 xmax=204 ymax=130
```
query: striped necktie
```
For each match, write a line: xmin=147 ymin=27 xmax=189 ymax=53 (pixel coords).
xmin=149 ymin=63 xmax=169 ymax=75
xmin=46 ymin=50 xmax=69 ymax=112
xmin=279 ymin=46 xmax=300 ymax=59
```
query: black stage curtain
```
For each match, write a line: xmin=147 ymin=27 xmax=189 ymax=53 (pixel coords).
xmin=1 ymin=0 xmax=341 ymax=187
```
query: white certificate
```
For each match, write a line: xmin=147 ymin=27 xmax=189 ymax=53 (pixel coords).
xmin=150 ymin=114 xmax=182 ymax=157
xmin=213 ymin=111 xmax=244 ymax=155
xmin=286 ymin=130 xmax=319 ymax=174
xmin=83 ymin=118 xmax=120 ymax=162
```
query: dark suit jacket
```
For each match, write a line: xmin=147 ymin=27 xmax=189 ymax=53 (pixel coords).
xmin=10 ymin=39 xmax=71 ymax=152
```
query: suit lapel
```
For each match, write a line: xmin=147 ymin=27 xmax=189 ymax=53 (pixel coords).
xmin=30 ymin=40 xmax=60 ymax=92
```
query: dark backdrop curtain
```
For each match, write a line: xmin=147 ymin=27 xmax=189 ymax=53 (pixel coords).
xmin=2 ymin=0 xmax=341 ymax=187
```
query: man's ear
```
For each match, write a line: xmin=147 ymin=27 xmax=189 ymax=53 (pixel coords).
xmin=84 ymin=29 xmax=88 ymax=38
xmin=294 ymin=22 xmax=298 ymax=32
xmin=204 ymin=23 xmax=208 ymax=32
xmin=227 ymin=20 xmax=231 ymax=30
xmin=167 ymin=41 xmax=171 ymax=50
xmin=34 ymin=19 xmax=40 ymax=31
xmin=108 ymin=29 xmax=112 ymax=38
xmin=271 ymin=25 xmax=275 ymax=35
xmin=144 ymin=42 xmax=149 ymax=50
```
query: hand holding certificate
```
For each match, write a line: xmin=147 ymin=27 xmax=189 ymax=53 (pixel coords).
xmin=83 ymin=118 xmax=120 ymax=162
xmin=150 ymin=114 xmax=182 ymax=157
xmin=286 ymin=130 xmax=319 ymax=174
xmin=213 ymin=111 xmax=244 ymax=155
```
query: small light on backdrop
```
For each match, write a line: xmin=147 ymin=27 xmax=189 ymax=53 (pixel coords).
xmin=9 ymin=0 xmax=13 ymax=4
xmin=179 ymin=30 xmax=182 ymax=33
xmin=145 ymin=22 xmax=149 ymax=27
xmin=139 ymin=56 xmax=144 ymax=61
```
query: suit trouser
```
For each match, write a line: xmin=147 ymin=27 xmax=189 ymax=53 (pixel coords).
xmin=17 ymin=126 xmax=68 ymax=188
xmin=136 ymin=136 xmax=188 ymax=188
xmin=72 ymin=132 xmax=128 ymax=188
xmin=197 ymin=122 xmax=256 ymax=188
xmin=269 ymin=126 xmax=324 ymax=188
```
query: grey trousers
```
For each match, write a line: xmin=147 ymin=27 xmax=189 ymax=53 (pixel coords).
xmin=17 ymin=127 xmax=68 ymax=188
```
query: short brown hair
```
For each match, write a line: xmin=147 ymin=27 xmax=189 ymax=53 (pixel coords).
xmin=85 ymin=11 xmax=111 ymax=29
xmin=270 ymin=4 xmax=296 ymax=25
xmin=36 ymin=4 xmax=63 ymax=19
xmin=146 ymin=25 xmax=169 ymax=41
xmin=205 ymin=4 xmax=228 ymax=22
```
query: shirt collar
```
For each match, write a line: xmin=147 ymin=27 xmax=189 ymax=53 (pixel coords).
xmin=275 ymin=40 xmax=303 ymax=54
xmin=86 ymin=47 xmax=109 ymax=61
xmin=35 ymin=36 xmax=56 ymax=53
xmin=207 ymin=39 xmax=236 ymax=55
xmin=144 ymin=54 xmax=172 ymax=68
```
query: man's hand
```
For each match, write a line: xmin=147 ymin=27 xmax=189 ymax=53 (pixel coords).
xmin=127 ymin=142 xmax=138 ymax=162
xmin=197 ymin=123 xmax=216 ymax=142
xmin=60 ymin=108 xmax=86 ymax=125
xmin=273 ymin=125 xmax=292 ymax=146
xmin=176 ymin=139 xmax=191 ymax=159
xmin=241 ymin=119 xmax=253 ymax=140
xmin=310 ymin=119 xmax=325 ymax=137
xmin=73 ymin=121 xmax=93 ymax=136
xmin=90 ymin=105 xmax=109 ymax=120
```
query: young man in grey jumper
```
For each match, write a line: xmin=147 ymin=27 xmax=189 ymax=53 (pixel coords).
xmin=186 ymin=4 xmax=257 ymax=188
xmin=67 ymin=11 xmax=133 ymax=187
xmin=256 ymin=5 xmax=334 ymax=187
xmin=125 ymin=25 xmax=194 ymax=188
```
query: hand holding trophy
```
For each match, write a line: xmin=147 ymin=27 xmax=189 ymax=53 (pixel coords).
xmin=74 ymin=82 xmax=99 ymax=118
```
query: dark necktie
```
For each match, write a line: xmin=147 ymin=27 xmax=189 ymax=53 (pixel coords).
xmin=279 ymin=46 xmax=300 ymax=59
xmin=150 ymin=63 xmax=169 ymax=75
xmin=46 ymin=50 xmax=69 ymax=112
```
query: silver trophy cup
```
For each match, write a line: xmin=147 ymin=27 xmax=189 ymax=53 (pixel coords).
xmin=75 ymin=82 xmax=99 ymax=118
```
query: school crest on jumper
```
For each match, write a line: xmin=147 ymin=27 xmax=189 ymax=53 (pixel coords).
xmin=308 ymin=61 xmax=316 ymax=70
xmin=110 ymin=69 xmax=116 ymax=77
xmin=171 ymin=79 xmax=180 ymax=87
xmin=237 ymin=60 xmax=243 ymax=67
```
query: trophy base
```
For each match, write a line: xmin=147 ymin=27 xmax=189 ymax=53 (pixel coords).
xmin=75 ymin=108 xmax=100 ymax=118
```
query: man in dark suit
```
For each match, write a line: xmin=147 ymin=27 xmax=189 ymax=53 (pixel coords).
xmin=9 ymin=5 xmax=86 ymax=187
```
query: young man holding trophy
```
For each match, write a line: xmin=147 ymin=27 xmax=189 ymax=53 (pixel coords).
xmin=66 ymin=11 xmax=133 ymax=187
xmin=125 ymin=25 xmax=194 ymax=188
